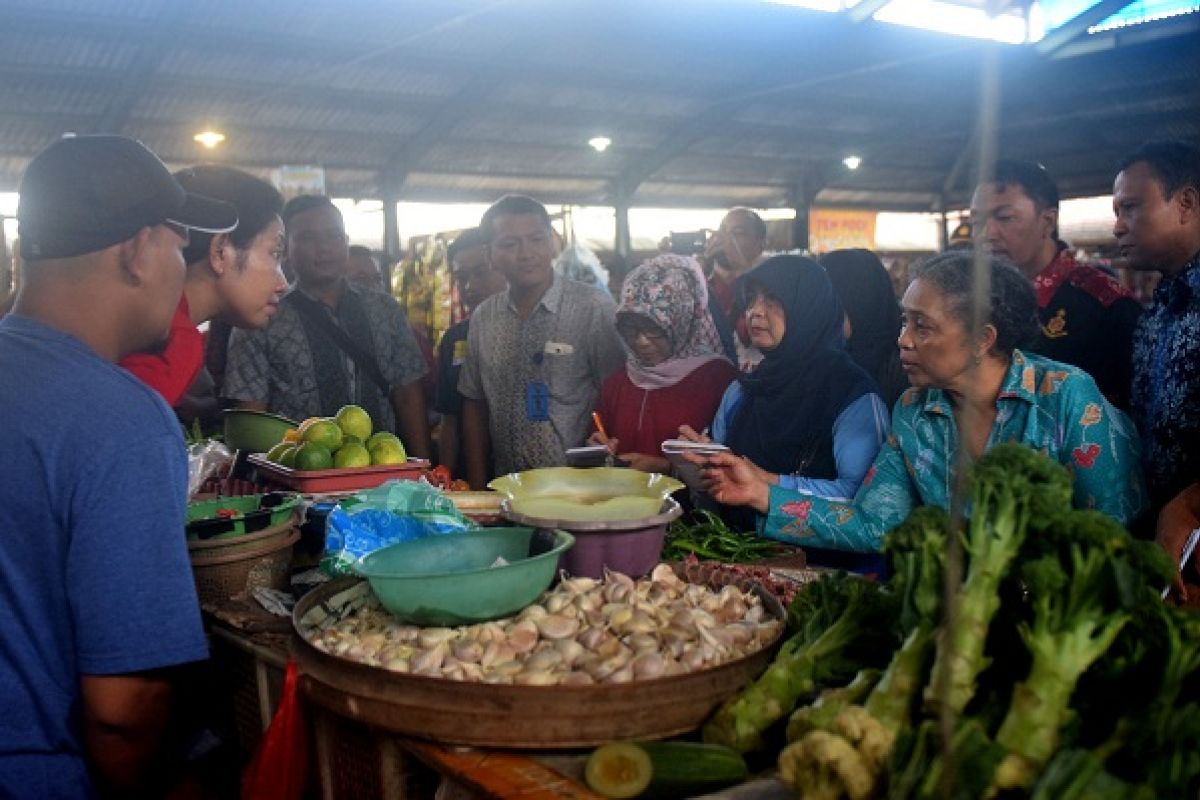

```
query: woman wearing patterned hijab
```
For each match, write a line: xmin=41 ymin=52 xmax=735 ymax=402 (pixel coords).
xmin=591 ymin=254 xmax=737 ymax=473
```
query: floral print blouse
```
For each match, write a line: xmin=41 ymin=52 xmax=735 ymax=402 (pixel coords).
xmin=760 ymin=350 xmax=1147 ymax=552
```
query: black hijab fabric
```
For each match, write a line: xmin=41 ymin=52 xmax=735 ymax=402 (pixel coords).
xmin=727 ymin=255 xmax=876 ymax=477
xmin=819 ymin=249 xmax=909 ymax=408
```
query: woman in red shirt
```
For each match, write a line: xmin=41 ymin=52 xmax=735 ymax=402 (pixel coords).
xmin=591 ymin=254 xmax=737 ymax=473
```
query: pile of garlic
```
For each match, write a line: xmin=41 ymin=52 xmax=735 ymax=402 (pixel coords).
xmin=309 ymin=565 xmax=782 ymax=686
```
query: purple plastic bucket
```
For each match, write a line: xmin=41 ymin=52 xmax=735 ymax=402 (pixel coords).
xmin=500 ymin=498 xmax=683 ymax=579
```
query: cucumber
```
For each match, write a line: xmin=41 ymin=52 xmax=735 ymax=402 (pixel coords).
xmin=585 ymin=741 xmax=749 ymax=798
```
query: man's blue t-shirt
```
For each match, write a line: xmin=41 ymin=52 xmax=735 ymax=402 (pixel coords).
xmin=0 ymin=315 xmax=208 ymax=798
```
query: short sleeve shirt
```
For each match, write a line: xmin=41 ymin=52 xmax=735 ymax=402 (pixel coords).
xmin=0 ymin=315 xmax=208 ymax=797
xmin=222 ymin=283 xmax=427 ymax=432
xmin=434 ymin=319 xmax=470 ymax=417
xmin=458 ymin=275 xmax=624 ymax=476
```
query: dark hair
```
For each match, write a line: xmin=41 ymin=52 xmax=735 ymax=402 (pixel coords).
xmin=173 ymin=165 xmax=283 ymax=266
xmin=1117 ymin=140 xmax=1200 ymax=200
xmin=726 ymin=207 xmax=767 ymax=240
xmin=447 ymin=227 xmax=488 ymax=266
xmin=479 ymin=194 xmax=551 ymax=240
xmin=910 ymin=251 xmax=1038 ymax=355
xmin=991 ymin=159 xmax=1060 ymax=239
xmin=348 ymin=244 xmax=374 ymax=259
xmin=281 ymin=194 xmax=340 ymax=231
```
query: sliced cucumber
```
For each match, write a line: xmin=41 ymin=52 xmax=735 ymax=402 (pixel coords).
xmin=585 ymin=740 xmax=749 ymax=798
xmin=585 ymin=741 xmax=653 ymax=798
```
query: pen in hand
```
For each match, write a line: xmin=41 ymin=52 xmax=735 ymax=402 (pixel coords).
xmin=591 ymin=411 xmax=610 ymax=444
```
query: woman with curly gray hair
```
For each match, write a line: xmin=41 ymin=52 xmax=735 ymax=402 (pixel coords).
xmin=693 ymin=251 xmax=1147 ymax=558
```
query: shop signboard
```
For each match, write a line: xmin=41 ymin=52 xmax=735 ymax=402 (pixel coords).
xmin=809 ymin=208 xmax=877 ymax=253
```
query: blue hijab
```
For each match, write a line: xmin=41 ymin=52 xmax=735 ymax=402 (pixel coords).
xmin=727 ymin=255 xmax=876 ymax=477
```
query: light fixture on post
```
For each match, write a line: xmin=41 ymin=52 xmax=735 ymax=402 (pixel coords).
xmin=194 ymin=130 xmax=226 ymax=149
xmin=588 ymin=136 xmax=612 ymax=153
xmin=843 ymin=155 xmax=862 ymax=170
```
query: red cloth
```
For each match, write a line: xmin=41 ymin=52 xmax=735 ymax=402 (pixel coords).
xmin=596 ymin=359 xmax=737 ymax=455
xmin=119 ymin=296 xmax=204 ymax=407
xmin=1033 ymin=249 xmax=1132 ymax=309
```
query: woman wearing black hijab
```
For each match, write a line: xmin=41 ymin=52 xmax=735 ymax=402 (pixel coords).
xmin=819 ymin=249 xmax=909 ymax=409
xmin=681 ymin=255 xmax=891 ymax=571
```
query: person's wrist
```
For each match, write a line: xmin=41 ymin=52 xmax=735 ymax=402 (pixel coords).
xmin=753 ymin=480 xmax=771 ymax=514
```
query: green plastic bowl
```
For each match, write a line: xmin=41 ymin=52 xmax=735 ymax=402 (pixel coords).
xmin=222 ymin=409 xmax=299 ymax=453
xmin=354 ymin=527 xmax=574 ymax=625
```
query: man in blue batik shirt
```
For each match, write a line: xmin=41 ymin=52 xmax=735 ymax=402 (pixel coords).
xmin=0 ymin=136 xmax=236 ymax=798
xmin=1116 ymin=141 xmax=1200 ymax=595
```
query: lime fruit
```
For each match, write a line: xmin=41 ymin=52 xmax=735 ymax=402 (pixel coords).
xmin=303 ymin=418 xmax=343 ymax=451
xmin=366 ymin=431 xmax=401 ymax=450
xmin=296 ymin=416 xmax=323 ymax=438
xmin=333 ymin=443 xmax=371 ymax=469
xmin=335 ymin=404 xmax=373 ymax=441
xmin=369 ymin=438 xmax=407 ymax=466
xmin=265 ymin=441 xmax=293 ymax=463
xmin=278 ymin=445 xmax=298 ymax=468
xmin=293 ymin=442 xmax=333 ymax=471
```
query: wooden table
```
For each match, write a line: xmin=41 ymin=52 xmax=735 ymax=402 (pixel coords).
xmin=206 ymin=612 xmax=602 ymax=800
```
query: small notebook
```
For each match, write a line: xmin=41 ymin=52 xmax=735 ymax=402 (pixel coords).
xmin=660 ymin=439 xmax=731 ymax=456
xmin=565 ymin=445 xmax=611 ymax=468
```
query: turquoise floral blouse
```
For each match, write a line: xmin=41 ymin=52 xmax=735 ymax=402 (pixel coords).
xmin=760 ymin=350 xmax=1147 ymax=552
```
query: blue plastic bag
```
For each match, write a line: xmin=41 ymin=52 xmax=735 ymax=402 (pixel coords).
xmin=320 ymin=480 xmax=478 ymax=575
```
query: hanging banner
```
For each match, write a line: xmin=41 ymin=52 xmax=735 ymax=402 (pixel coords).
xmin=809 ymin=208 xmax=877 ymax=253
xmin=271 ymin=165 xmax=326 ymax=200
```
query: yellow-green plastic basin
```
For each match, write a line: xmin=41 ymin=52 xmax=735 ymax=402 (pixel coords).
xmin=488 ymin=467 xmax=684 ymax=522
xmin=354 ymin=528 xmax=574 ymax=625
xmin=222 ymin=409 xmax=298 ymax=453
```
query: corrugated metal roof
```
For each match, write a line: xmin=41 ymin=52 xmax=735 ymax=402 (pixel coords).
xmin=0 ymin=0 xmax=1194 ymax=212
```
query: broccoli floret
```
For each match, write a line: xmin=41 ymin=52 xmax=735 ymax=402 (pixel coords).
xmin=990 ymin=543 xmax=1130 ymax=791
xmin=924 ymin=443 xmax=1073 ymax=718
xmin=704 ymin=573 xmax=898 ymax=753
xmin=884 ymin=505 xmax=950 ymax=634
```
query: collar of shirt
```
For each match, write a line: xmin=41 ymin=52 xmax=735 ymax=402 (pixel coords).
xmin=506 ymin=272 xmax=563 ymax=316
xmin=1032 ymin=246 xmax=1077 ymax=307
xmin=1153 ymin=251 xmax=1200 ymax=314
xmin=919 ymin=349 xmax=1037 ymax=417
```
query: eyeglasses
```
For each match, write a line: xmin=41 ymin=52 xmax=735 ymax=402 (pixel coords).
xmin=617 ymin=322 xmax=668 ymax=343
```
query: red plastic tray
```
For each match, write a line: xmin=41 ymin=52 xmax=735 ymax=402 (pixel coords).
xmin=247 ymin=454 xmax=430 ymax=493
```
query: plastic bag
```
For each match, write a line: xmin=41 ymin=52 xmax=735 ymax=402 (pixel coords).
xmin=241 ymin=660 xmax=307 ymax=800
xmin=320 ymin=479 xmax=479 ymax=575
xmin=554 ymin=241 xmax=611 ymax=297
xmin=187 ymin=440 xmax=234 ymax=499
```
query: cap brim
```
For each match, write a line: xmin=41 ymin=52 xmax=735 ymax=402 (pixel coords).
xmin=166 ymin=191 xmax=238 ymax=235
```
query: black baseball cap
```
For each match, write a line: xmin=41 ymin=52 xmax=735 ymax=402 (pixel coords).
xmin=18 ymin=134 xmax=239 ymax=261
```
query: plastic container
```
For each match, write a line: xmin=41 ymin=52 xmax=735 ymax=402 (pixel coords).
xmin=186 ymin=492 xmax=302 ymax=540
xmin=247 ymin=454 xmax=430 ymax=493
xmin=222 ymin=409 xmax=298 ymax=453
xmin=354 ymin=527 xmax=574 ymax=625
xmin=501 ymin=498 xmax=682 ymax=579
xmin=188 ymin=516 xmax=300 ymax=604
xmin=488 ymin=467 xmax=683 ymax=523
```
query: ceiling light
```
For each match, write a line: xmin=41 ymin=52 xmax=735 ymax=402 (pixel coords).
xmin=843 ymin=155 xmax=862 ymax=170
xmin=588 ymin=136 xmax=612 ymax=153
xmin=194 ymin=130 xmax=226 ymax=149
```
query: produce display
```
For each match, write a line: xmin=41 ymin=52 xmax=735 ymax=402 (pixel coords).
xmin=662 ymin=510 xmax=783 ymax=562
xmin=700 ymin=443 xmax=1200 ymax=798
xmin=676 ymin=554 xmax=815 ymax=608
xmin=584 ymin=740 xmax=748 ymax=799
xmin=306 ymin=565 xmax=782 ymax=686
xmin=262 ymin=404 xmax=406 ymax=471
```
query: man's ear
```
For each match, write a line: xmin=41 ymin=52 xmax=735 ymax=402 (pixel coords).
xmin=116 ymin=227 xmax=154 ymax=286
xmin=1175 ymin=185 xmax=1199 ymax=225
xmin=209 ymin=233 xmax=233 ymax=277
xmin=1042 ymin=206 xmax=1059 ymax=238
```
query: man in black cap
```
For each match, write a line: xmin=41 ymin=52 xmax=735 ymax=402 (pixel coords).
xmin=0 ymin=134 xmax=236 ymax=798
